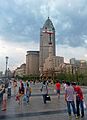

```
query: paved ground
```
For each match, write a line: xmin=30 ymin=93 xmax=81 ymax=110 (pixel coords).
xmin=0 ymin=83 xmax=87 ymax=120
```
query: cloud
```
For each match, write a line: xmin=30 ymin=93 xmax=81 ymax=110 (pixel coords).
xmin=41 ymin=0 xmax=87 ymax=47
xmin=0 ymin=38 xmax=39 ymax=72
xmin=56 ymin=44 xmax=87 ymax=62
xmin=0 ymin=0 xmax=87 ymax=47
xmin=1 ymin=0 xmax=87 ymax=71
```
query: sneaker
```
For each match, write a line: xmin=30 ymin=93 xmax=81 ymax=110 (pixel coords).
xmin=2 ymin=109 xmax=6 ymax=111
xmin=81 ymin=115 xmax=84 ymax=118
xmin=69 ymin=115 xmax=72 ymax=119
xmin=75 ymin=115 xmax=80 ymax=119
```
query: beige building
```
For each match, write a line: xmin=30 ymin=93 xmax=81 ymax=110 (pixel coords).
xmin=26 ymin=51 xmax=39 ymax=75
xmin=43 ymin=32 xmax=64 ymax=77
xmin=63 ymin=63 xmax=72 ymax=74
xmin=25 ymin=17 xmax=64 ymax=78
xmin=43 ymin=55 xmax=64 ymax=72
xmin=14 ymin=18 xmax=87 ymax=80
xmin=70 ymin=58 xmax=87 ymax=74
xmin=14 ymin=63 xmax=26 ymax=77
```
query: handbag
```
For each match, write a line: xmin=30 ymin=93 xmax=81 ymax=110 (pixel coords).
xmin=23 ymin=95 xmax=27 ymax=101
xmin=54 ymin=89 xmax=57 ymax=94
xmin=83 ymin=101 xmax=86 ymax=109
xmin=15 ymin=94 xmax=20 ymax=101
xmin=46 ymin=95 xmax=51 ymax=101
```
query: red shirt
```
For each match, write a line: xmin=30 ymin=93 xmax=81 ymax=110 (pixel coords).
xmin=56 ymin=82 xmax=61 ymax=90
xmin=74 ymin=86 xmax=83 ymax=100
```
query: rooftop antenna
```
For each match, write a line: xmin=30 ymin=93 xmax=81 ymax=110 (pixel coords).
xmin=47 ymin=3 xmax=50 ymax=19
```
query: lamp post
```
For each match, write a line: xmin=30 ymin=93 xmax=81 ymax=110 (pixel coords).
xmin=72 ymin=65 xmax=75 ymax=81
xmin=5 ymin=56 xmax=9 ymax=78
xmin=75 ymin=66 xmax=79 ymax=84
xmin=8 ymin=68 xmax=10 ymax=79
xmin=5 ymin=56 xmax=11 ymax=97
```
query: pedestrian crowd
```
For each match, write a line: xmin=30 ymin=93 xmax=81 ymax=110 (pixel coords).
xmin=64 ymin=81 xmax=85 ymax=118
xmin=1 ymin=79 xmax=86 ymax=119
xmin=40 ymin=80 xmax=86 ymax=118
xmin=14 ymin=80 xmax=32 ymax=104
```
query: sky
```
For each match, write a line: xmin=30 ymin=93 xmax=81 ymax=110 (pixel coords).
xmin=0 ymin=0 xmax=87 ymax=72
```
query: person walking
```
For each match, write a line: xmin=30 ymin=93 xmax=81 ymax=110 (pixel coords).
xmin=40 ymin=81 xmax=48 ymax=104
xmin=65 ymin=82 xmax=76 ymax=118
xmin=72 ymin=82 xmax=84 ymax=118
xmin=13 ymin=80 xmax=17 ymax=96
xmin=26 ymin=83 xmax=31 ymax=103
xmin=55 ymin=80 xmax=61 ymax=99
xmin=62 ymin=80 xmax=67 ymax=90
xmin=2 ymin=89 xmax=7 ymax=111
xmin=15 ymin=87 xmax=21 ymax=104
xmin=19 ymin=82 xmax=24 ymax=104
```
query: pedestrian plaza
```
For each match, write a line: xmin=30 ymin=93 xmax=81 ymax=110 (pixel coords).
xmin=0 ymin=83 xmax=87 ymax=120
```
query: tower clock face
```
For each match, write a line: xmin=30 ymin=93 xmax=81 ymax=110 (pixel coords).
xmin=42 ymin=30 xmax=54 ymax=44
xmin=42 ymin=30 xmax=54 ymax=34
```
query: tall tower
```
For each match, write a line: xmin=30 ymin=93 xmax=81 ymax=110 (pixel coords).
xmin=39 ymin=17 xmax=55 ymax=75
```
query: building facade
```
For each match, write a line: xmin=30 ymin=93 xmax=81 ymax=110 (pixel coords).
xmin=14 ymin=63 xmax=26 ymax=77
xmin=26 ymin=51 xmax=39 ymax=75
xmin=39 ymin=17 xmax=55 ymax=75
xmin=16 ymin=18 xmax=66 ymax=77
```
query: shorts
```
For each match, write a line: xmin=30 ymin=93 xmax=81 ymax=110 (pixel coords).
xmin=57 ymin=90 xmax=60 ymax=94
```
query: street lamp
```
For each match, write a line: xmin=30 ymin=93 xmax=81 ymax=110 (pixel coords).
xmin=8 ymin=68 xmax=10 ymax=79
xmin=5 ymin=56 xmax=9 ymax=78
xmin=5 ymin=57 xmax=11 ymax=97
xmin=75 ymin=66 xmax=79 ymax=84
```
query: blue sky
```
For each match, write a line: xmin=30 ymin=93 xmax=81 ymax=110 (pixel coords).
xmin=0 ymin=0 xmax=87 ymax=72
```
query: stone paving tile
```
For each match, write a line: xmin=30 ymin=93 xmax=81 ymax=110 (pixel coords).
xmin=0 ymin=112 xmax=87 ymax=120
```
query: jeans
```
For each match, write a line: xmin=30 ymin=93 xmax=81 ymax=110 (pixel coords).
xmin=67 ymin=101 xmax=76 ymax=115
xmin=76 ymin=100 xmax=84 ymax=117
xmin=26 ymin=96 xmax=29 ymax=103
xmin=43 ymin=94 xmax=47 ymax=104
